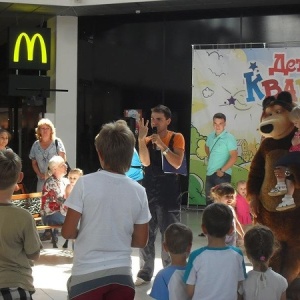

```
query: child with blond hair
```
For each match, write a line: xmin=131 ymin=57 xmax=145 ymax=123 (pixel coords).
xmin=62 ymin=168 xmax=83 ymax=249
xmin=65 ymin=168 xmax=83 ymax=198
xmin=210 ymin=182 xmax=244 ymax=246
xmin=235 ymin=180 xmax=252 ymax=226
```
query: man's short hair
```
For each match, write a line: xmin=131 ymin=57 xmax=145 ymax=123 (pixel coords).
xmin=164 ymin=223 xmax=193 ymax=254
xmin=95 ymin=121 xmax=135 ymax=174
xmin=213 ymin=113 xmax=226 ymax=122
xmin=151 ymin=105 xmax=172 ymax=120
xmin=202 ymin=203 xmax=233 ymax=238
xmin=0 ymin=150 xmax=22 ymax=189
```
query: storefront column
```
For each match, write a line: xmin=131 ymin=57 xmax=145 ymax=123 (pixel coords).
xmin=47 ymin=16 xmax=78 ymax=167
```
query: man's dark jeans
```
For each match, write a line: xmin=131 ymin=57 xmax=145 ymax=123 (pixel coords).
xmin=137 ymin=203 xmax=180 ymax=281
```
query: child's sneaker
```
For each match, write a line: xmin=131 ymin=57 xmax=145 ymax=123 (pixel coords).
xmin=134 ymin=277 xmax=150 ymax=286
xmin=276 ymin=196 xmax=296 ymax=211
xmin=268 ymin=185 xmax=287 ymax=196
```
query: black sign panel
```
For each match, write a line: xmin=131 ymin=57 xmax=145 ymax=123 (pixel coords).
xmin=8 ymin=74 xmax=50 ymax=97
xmin=8 ymin=27 xmax=51 ymax=70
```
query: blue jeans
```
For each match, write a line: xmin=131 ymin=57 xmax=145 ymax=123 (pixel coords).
xmin=205 ymin=172 xmax=231 ymax=204
xmin=43 ymin=211 xmax=65 ymax=226
xmin=42 ymin=211 xmax=65 ymax=239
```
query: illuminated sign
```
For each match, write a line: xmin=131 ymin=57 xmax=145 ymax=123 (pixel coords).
xmin=13 ymin=33 xmax=47 ymax=63
xmin=9 ymin=27 xmax=51 ymax=70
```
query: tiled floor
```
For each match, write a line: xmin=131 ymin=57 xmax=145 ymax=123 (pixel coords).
xmin=32 ymin=208 xmax=251 ymax=300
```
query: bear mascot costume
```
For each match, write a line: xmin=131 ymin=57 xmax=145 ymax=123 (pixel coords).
xmin=247 ymin=91 xmax=300 ymax=299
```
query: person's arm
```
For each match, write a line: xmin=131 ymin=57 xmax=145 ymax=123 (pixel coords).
xmin=233 ymin=210 xmax=245 ymax=238
xmin=32 ymin=159 xmax=45 ymax=180
xmin=58 ymin=151 xmax=66 ymax=161
xmin=131 ymin=223 xmax=149 ymax=248
xmin=237 ymin=280 xmax=244 ymax=300
xmin=138 ymin=118 xmax=150 ymax=166
xmin=40 ymin=180 xmax=50 ymax=214
xmin=161 ymin=137 xmax=184 ymax=169
xmin=219 ymin=149 xmax=238 ymax=173
xmin=56 ymin=139 xmax=67 ymax=161
xmin=205 ymin=144 xmax=210 ymax=156
xmin=62 ymin=208 xmax=81 ymax=239
xmin=26 ymin=249 xmax=40 ymax=260
xmin=186 ymin=284 xmax=195 ymax=298
xmin=227 ymin=193 xmax=237 ymax=208
xmin=162 ymin=146 xmax=184 ymax=169
xmin=247 ymin=141 xmax=266 ymax=217
xmin=65 ymin=184 xmax=72 ymax=199
xmin=156 ymin=134 xmax=185 ymax=169
xmin=280 ymin=291 xmax=287 ymax=300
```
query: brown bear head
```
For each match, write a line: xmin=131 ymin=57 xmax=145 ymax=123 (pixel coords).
xmin=259 ymin=91 xmax=295 ymax=139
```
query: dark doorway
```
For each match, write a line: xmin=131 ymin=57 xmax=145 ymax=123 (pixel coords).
xmin=0 ymin=96 xmax=45 ymax=192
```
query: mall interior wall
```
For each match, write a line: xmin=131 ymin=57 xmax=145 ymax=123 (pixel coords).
xmin=76 ymin=6 xmax=300 ymax=201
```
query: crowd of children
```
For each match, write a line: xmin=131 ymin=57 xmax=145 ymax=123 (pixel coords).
xmin=148 ymin=182 xmax=288 ymax=300
xmin=0 ymin=118 xmax=291 ymax=300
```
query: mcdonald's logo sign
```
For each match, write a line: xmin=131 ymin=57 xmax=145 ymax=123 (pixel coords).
xmin=9 ymin=27 xmax=51 ymax=70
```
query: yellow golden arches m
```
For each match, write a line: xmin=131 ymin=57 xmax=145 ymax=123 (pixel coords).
xmin=13 ymin=33 xmax=47 ymax=63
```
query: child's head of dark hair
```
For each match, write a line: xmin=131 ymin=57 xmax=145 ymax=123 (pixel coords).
xmin=202 ymin=203 xmax=233 ymax=238
xmin=210 ymin=182 xmax=235 ymax=202
xmin=0 ymin=150 xmax=22 ymax=189
xmin=244 ymin=225 xmax=276 ymax=272
xmin=164 ymin=223 xmax=193 ymax=254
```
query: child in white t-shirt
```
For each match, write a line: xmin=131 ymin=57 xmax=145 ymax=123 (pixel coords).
xmin=62 ymin=121 xmax=151 ymax=300
xmin=184 ymin=203 xmax=246 ymax=300
xmin=238 ymin=225 xmax=287 ymax=300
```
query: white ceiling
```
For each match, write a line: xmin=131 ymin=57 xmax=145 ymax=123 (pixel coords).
xmin=0 ymin=0 xmax=299 ymax=43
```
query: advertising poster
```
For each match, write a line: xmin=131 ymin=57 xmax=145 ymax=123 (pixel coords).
xmin=189 ymin=47 xmax=300 ymax=205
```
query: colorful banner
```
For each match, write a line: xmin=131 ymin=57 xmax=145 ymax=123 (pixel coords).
xmin=189 ymin=47 xmax=300 ymax=205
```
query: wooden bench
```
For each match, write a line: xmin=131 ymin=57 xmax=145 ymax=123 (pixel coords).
xmin=11 ymin=192 xmax=63 ymax=248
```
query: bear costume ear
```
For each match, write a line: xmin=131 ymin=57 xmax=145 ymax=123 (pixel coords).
xmin=262 ymin=91 xmax=294 ymax=112
xmin=262 ymin=96 xmax=276 ymax=110
xmin=277 ymin=91 xmax=293 ymax=104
